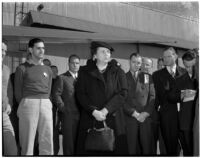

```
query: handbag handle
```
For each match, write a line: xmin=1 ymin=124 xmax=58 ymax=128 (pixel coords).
xmin=103 ymin=121 xmax=109 ymax=130
xmin=91 ymin=120 xmax=109 ymax=130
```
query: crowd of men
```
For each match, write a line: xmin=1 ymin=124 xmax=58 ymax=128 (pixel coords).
xmin=2 ymin=38 xmax=199 ymax=156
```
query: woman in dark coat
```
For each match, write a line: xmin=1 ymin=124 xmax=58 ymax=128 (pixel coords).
xmin=75 ymin=41 xmax=128 ymax=155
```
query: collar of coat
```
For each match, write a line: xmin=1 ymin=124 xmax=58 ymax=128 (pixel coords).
xmin=163 ymin=66 xmax=186 ymax=78
xmin=84 ymin=59 xmax=121 ymax=81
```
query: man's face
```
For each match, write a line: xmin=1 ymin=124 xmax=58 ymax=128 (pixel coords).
xmin=163 ymin=50 xmax=177 ymax=66
xmin=69 ymin=57 xmax=80 ymax=73
xmin=2 ymin=42 xmax=7 ymax=61
xmin=183 ymin=59 xmax=196 ymax=75
xmin=30 ymin=42 xmax=45 ymax=60
xmin=130 ymin=56 xmax=142 ymax=72
xmin=51 ymin=67 xmax=58 ymax=79
xmin=95 ymin=47 xmax=111 ymax=63
xmin=141 ymin=58 xmax=153 ymax=73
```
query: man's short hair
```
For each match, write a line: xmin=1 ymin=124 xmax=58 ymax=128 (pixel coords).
xmin=50 ymin=65 xmax=58 ymax=70
xmin=182 ymin=50 xmax=196 ymax=61
xmin=163 ymin=47 xmax=176 ymax=55
xmin=129 ymin=52 xmax=141 ymax=60
xmin=68 ymin=54 xmax=80 ymax=63
xmin=28 ymin=38 xmax=44 ymax=48
xmin=157 ymin=57 xmax=164 ymax=63
xmin=43 ymin=58 xmax=51 ymax=66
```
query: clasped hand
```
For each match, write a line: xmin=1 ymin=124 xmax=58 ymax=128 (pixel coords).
xmin=92 ymin=108 xmax=108 ymax=121
xmin=132 ymin=111 xmax=149 ymax=123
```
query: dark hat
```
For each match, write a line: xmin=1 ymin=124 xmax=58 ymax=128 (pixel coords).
xmin=91 ymin=41 xmax=114 ymax=52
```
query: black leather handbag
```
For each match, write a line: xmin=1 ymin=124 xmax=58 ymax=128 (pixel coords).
xmin=85 ymin=121 xmax=115 ymax=151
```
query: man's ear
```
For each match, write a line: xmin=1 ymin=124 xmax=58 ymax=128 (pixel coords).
xmin=28 ymin=47 xmax=32 ymax=54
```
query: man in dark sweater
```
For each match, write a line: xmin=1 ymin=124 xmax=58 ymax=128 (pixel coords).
xmin=14 ymin=38 xmax=53 ymax=155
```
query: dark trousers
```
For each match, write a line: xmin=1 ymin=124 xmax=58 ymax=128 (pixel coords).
xmin=151 ymin=116 xmax=166 ymax=155
xmin=126 ymin=117 xmax=153 ymax=155
xmin=53 ymin=107 xmax=60 ymax=155
xmin=61 ymin=113 xmax=79 ymax=155
xmin=179 ymin=130 xmax=193 ymax=156
xmin=160 ymin=110 xmax=179 ymax=156
xmin=10 ymin=105 xmax=20 ymax=155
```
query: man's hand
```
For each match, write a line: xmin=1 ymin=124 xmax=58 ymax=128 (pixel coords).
xmin=92 ymin=110 xmax=106 ymax=121
xmin=58 ymin=104 xmax=65 ymax=113
xmin=137 ymin=112 xmax=150 ymax=123
xmin=184 ymin=89 xmax=196 ymax=98
xmin=5 ymin=104 xmax=11 ymax=115
xmin=132 ymin=110 xmax=140 ymax=119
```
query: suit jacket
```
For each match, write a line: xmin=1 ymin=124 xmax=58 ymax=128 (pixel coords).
xmin=153 ymin=66 xmax=186 ymax=112
xmin=124 ymin=71 xmax=155 ymax=117
xmin=168 ymin=72 xmax=198 ymax=130
xmin=52 ymin=71 xmax=80 ymax=116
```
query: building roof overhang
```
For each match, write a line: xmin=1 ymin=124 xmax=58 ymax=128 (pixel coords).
xmin=3 ymin=11 xmax=198 ymax=49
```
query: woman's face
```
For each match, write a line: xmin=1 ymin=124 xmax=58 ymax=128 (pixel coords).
xmin=94 ymin=47 xmax=111 ymax=63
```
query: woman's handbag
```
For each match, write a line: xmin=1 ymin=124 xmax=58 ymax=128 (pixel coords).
xmin=85 ymin=121 xmax=115 ymax=151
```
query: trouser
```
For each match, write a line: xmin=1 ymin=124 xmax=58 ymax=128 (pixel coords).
xmin=61 ymin=113 xmax=79 ymax=155
xmin=179 ymin=130 xmax=193 ymax=156
xmin=160 ymin=110 xmax=179 ymax=156
xmin=53 ymin=106 xmax=60 ymax=155
xmin=17 ymin=98 xmax=53 ymax=155
xmin=3 ymin=112 xmax=18 ymax=156
xmin=126 ymin=117 xmax=153 ymax=155
xmin=151 ymin=121 xmax=167 ymax=155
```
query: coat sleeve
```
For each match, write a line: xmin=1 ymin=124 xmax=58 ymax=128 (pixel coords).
xmin=14 ymin=65 xmax=24 ymax=104
xmin=123 ymin=92 xmax=136 ymax=116
xmin=104 ymin=68 xmax=128 ymax=114
xmin=75 ymin=68 xmax=98 ymax=114
xmin=153 ymin=72 xmax=171 ymax=107
xmin=7 ymin=75 xmax=13 ymax=107
xmin=144 ymin=76 xmax=155 ymax=115
xmin=52 ymin=76 xmax=64 ymax=110
xmin=152 ymin=72 xmax=160 ymax=110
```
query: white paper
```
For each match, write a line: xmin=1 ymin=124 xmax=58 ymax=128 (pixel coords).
xmin=183 ymin=95 xmax=195 ymax=102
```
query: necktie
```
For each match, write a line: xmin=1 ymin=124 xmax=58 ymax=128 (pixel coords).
xmin=133 ymin=72 xmax=137 ymax=80
xmin=170 ymin=69 xmax=175 ymax=77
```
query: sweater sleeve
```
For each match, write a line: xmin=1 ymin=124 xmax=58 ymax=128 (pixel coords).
xmin=48 ymin=68 xmax=53 ymax=97
xmin=14 ymin=65 xmax=25 ymax=104
xmin=104 ymin=68 xmax=128 ymax=114
xmin=7 ymin=75 xmax=13 ymax=107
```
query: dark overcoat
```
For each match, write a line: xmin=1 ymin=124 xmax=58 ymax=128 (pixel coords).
xmin=75 ymin=59 xmax=128 ymax=155
xmin=153 ymin=66 xmax=186 ymax=155
xmin=168 ymin=72 xmax=198 ymax=130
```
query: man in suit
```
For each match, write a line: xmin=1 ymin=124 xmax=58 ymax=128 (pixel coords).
xmin=168 ymin=51 xmax=197 ymax=156
xmin=52 ymin=54 xmax=80 ymax=155
xmin=124 ymin=53 xmax=155 ymax=155
xmin=152 ymin=57 xmax=167 ymax=155
xmin=153 ymin=47 xmax=186 ymax=156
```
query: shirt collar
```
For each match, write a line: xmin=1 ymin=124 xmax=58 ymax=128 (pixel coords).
xmin=166 ymin=64 xmax=176 ymax=74
xmin=69 ymin=70 xmax=78 ymax=79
